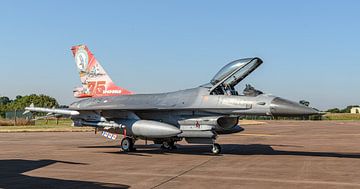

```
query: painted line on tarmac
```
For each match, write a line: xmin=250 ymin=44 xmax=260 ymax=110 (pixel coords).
xmin=150 ymin=156 xmax=220 ymax=189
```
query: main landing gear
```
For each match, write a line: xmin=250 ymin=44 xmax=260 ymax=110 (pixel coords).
xmin=120 ymin=137 xmax=221 ymax=154
xmin=161 ymin=141 xmax=177 ymax=150
xmin=121 ymin=137 xmax=136 ymax=152
xmin=211 ymin=143 xmax=221 ymax=155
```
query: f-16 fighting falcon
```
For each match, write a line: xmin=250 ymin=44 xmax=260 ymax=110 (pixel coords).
xmin=25 ymin=45 xmax=320 ymax=154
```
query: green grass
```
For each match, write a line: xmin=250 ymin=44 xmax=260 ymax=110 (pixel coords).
xmin=34 ymin=119 xmax=74 ymax=126
xmin=323 ymin=113 xmax=360 ymax=120
xmin=0 ymin=119 xmax=93 ymax=132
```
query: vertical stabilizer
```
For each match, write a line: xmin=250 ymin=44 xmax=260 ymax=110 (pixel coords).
xmin=71 ymin=45 xmax=133 ymax=98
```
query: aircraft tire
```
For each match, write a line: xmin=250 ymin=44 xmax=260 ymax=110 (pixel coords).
xmin=121 ymin=137 xmax=132 ymax=152
xmin=212 ymin=143 xmax=221 ymax=154
xmin=161 ymin=141 xmax=176 ymax=150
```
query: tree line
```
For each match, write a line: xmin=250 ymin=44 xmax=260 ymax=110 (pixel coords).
xmin=0 ymin=94 xmax=59 ymax=118
xmin=326 ymin=105 xmax=360 ymax=113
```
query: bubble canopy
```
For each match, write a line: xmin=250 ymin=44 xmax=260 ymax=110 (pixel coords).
xmin=210 ymin=57 xmax=263 ymax=91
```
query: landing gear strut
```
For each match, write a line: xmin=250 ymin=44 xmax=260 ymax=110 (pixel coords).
xmin=121 ymin=137 xmax=136 ymax=152
xmin=211 ymin=143 xmax=221 ymax=155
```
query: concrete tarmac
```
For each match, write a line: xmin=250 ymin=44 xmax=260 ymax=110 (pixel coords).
xmin=1 ymin=121 xmax=360 ymax=189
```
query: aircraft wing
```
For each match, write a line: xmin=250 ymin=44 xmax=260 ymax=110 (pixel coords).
xmin=72 ymin=106 xmax=251 ymax=111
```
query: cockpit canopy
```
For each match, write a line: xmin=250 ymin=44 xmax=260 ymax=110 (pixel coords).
xmin=209 ymin=57 xmax=263 ymax=95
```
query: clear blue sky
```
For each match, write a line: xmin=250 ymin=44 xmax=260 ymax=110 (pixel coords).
xmin=0 ymin=1 xmax=359 ymax=110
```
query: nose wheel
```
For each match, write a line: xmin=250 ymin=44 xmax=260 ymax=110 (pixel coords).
xmin=121 ymin=137 xmax=136 ymax=152
xmin=211 ymin=143 xmax=221 ymax=154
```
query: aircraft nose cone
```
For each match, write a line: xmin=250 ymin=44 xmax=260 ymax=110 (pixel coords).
xmin=270 ymin=97 xmax=319 ymax=116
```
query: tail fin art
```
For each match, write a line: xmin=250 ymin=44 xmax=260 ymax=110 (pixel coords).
xmin=71 ymin=45 xmax=133 ymax=98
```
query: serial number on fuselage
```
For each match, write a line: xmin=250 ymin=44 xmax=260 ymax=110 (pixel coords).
xmin=219 ymin=98 xmax=251 ymax=107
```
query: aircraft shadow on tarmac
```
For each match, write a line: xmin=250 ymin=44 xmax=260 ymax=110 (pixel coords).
xmin=0 ymin=159 xmax=129 ymax=189
xmin=80 ymin=144 xmax=360 ymax=159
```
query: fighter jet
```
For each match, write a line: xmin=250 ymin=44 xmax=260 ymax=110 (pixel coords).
xmin=25 ymin=45 xmax=319 ymax=154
